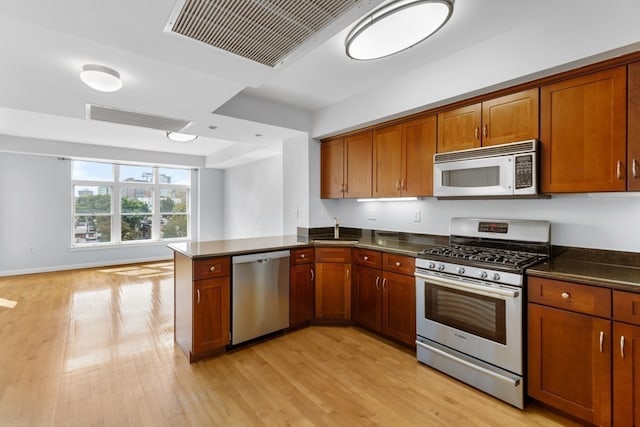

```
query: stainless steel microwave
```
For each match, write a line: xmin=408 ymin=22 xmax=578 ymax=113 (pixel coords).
xmin=433 ymin=140 xmax=538 ymax=198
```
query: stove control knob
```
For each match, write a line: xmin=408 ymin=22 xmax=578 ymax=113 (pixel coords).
xmin=456 ymin=267 xmax=465 ymax=274
xmin=438 ymin=264 xmax=445 ymax=271
xmin=479 ymin=271 xmax=488 ymax=279
xmin=428 ymin=262 xmax=436 ymax=269
xmin=492 ymin=273 xmax=501 ymax=281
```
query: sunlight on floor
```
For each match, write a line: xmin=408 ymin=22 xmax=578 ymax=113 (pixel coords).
xmin=0 ymin=297 xmax=17 ymax=308
xmin=98 ymin=261 xmax=173 ymax=279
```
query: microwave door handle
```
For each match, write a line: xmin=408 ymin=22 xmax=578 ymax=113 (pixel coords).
xmin=415 ymin=272 xmax=519 ymax=300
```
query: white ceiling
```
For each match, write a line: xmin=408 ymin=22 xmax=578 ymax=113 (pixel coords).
xmin=0 ymin=0 xmax=630 ymax=168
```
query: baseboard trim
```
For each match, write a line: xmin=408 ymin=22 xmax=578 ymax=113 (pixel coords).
xmin=0 ymin=256 xmax=172 ymax=277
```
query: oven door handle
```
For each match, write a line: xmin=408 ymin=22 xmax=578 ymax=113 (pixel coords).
xmin=415 ymin=273 xmax=519 ymax=300
xmin=416 ymin=340 xmax=521 ymax=387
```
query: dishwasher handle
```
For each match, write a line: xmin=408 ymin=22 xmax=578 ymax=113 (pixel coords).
xmin=232 ymin=250 xmax=290 ymax=264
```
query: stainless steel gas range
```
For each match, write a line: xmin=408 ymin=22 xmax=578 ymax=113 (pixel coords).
xmin=415 ymin=217 xmax=550 ymax=409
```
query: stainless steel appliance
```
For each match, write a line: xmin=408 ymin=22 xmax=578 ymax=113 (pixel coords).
xmin=231 ymin=250 xmax=290 ymax=345
xmin=433 ymin=140 xmax=538 ymax=198
xmin=415 ymin=218 xmax=550 ymax=409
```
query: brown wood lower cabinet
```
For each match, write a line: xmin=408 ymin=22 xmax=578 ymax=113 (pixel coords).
xmin=352 ymin=249 xmax=415 ymax=346
xmin=527 ymin=303 xmax=611 ymax=425
xmin=174 ymin=253 xmax=231 ymax=362
xmin=527 ymin=277 xmax=640 ymax=426
xmin=613 ymin=290 xmax=640 ymax=426
xmin=290 ymin=263 xmax=315 ymax=326
xmin=193 ymin=276 xmax=230 ymax=355
xmin=315 ymin=247 xmax=352 ymax=321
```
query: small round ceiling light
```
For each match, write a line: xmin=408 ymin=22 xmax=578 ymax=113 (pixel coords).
xmin=345 ymin=0 xmax=453 ymax=60
xmin=80 ymin=64 xmax=123 ymax=92
xmin=166 ymin=131 xmax=198 ymax=142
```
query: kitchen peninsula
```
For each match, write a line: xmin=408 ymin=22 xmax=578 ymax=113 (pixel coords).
xmin=169 ymin=230 xmax=446 ymax=361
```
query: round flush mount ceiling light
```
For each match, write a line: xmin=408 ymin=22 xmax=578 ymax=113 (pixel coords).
xmin=345 ymin=0 xmax=453 ymax=60
xmin=166 ymin=131 xmax=198 ymax=142
xmin=80 ymin=64 xmax=123 ymax=92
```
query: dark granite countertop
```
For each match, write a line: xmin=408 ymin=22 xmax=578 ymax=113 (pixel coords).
xmin=527 ymin=247 xmax=640 ymax=293
xmin=168 ymin=229 xmax=448 ymax=259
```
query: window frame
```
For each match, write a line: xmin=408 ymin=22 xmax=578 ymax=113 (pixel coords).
xmin=71 ymin=161 xmax=191 ymax=247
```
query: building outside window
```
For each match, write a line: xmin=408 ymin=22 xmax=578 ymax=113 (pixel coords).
xmin=72 ymin=160 xmax=191 ymax=246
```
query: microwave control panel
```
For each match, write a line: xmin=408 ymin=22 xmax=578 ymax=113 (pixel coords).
xmin=514 ymin=155 xmax=533 ymax=189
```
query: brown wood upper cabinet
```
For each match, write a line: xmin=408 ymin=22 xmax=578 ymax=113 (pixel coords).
xmin=540 ymin=66 xmax=627 ymax=193
xmin=437 ymin=88 xmax=539 ymax=153
xmin=628 ymin=61 xmax=640 ymax=191
xmin=321 ymin=131 xmax=372 ymax=198
xmin=372 ymin=115 xmax=437 ymax=197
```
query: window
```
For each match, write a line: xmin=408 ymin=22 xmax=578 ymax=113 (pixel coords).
xmin=72 ymin=161 xmax=191 ymax=246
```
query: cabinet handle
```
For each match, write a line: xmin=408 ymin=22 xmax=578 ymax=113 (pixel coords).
xmin=483 ymin=124 xmax=488 ymax=138
xmin=209 ymin=266 xmax=216 ymax=272
xmin=401 ymin=179 xmax=406 ymax=190
xmin=633 ymin=159 xmax=638 ymax=179
xmin=617 ymin=160 xmax=622 ymax=180
xmin=197 ymin=289 xmax=201 ymax=304
xmin=599 ymin=331 xmax=604 ymax=353
xmin=301 ymin=254 xmax=306 ymax=259
xmin=474 ymin=126 xmax=479 ymax=140
xmin=621 ymin=335 xmax=625 ymax=358
xmin=395 ymin=179 xmax=400 ymax=191
xmin=310 ymin=269 xmax=314 ymax=281
xmin=375 ymin=276 xmax=380 ymax=290
xmin=382 ymin=278 xmax=388 ymax=291
xmin=346 ymin=268 xmax=349 ymax=279
xmin=364 ymin=255 xmax=369 ymax=261
xmin=395 ymin=261 xmax=401 ymax=267
xmin=561 ymin=292 xmax=570 ymax=300
xmin=344 ymin=183 xmax=348 ymax=193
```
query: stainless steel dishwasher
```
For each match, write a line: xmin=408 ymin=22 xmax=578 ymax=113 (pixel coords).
xmin=231 ymin=250 xmax=290 ymax=345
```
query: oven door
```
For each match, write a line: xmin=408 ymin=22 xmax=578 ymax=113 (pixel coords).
xmin=415 ymin=271 xmax=523 ymax=374
xmin=433 ymin=155 xmax=514 ymax=197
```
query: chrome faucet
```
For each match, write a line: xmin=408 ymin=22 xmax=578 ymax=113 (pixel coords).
xmin=334 ymin=217 xmax=339 ymax=239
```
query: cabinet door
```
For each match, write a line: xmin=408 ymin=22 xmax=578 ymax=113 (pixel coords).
xmin=540 ymin=66 xmax=627 ymax=193
xmin=373 ymin=124 xmax=403 ymax=197
xmin=403 ymin=115 xmax=437 ymax=196
xmin=315 ymin=263 xmax=351 ymax=319
xmin=353 ymin=265 xmax=382 ymax=332
xmin=613 ymin=322 xmax=640 ymax=427
xmin=528 ymin=304 xmax=611 ymax=426
xmin=628 ymin=61 xmax=640 ymax=191
xmin=437 ymin=103 xmax=481 ymax=153
xmin=381 ymin=271 xmax=416 ymax=346
xmin=321 ymin=138 xmax=345 ymax=198
xmin=290 ymin=264 xmax=315 ymax=326
xmin=344 ymin=131 xmax=372 ymax=198
xmin=482 ymin=88 xmax=539 ymax=147
xmin=193 ymin=277 xmax=230 ymax=356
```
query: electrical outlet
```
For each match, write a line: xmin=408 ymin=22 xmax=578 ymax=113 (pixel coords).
xmin=368 ymin=213 xmax=376 ymax=221
xmin=413 ymin=210 xmax=421 ymax=222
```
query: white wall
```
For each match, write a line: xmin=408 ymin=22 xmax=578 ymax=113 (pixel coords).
xmin=0 ymin=140 xmax=225 ymax=276
xmin=223 ymin=154 xmax=284 ymax=239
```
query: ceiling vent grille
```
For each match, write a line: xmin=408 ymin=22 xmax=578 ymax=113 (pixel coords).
xmin=86 ymin=104 xmax=192 ymax=132
xmin=167 ymin=0 xmax=358 ymax=67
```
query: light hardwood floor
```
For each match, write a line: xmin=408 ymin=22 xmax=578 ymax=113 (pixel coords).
xmin=0 ymin=262 xmax=578 ymax=426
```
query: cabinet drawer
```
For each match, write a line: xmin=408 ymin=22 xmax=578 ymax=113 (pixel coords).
xmin=613 ymin=290 xmax=640 ymax=326
xmin=315 ymin=247 xmax=352 ymax=263
xmin=528 ymin=277 xmax=611 ymax=317
xmin=382 ymin=253 xmax=415 ymax=276
xmin=291 ymin=247 xmax=314 ymax=265
xmin=193 ymin=256 xmax=230 ymax=280
xmin=353 ymin=248 xmax=382 ymax=268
